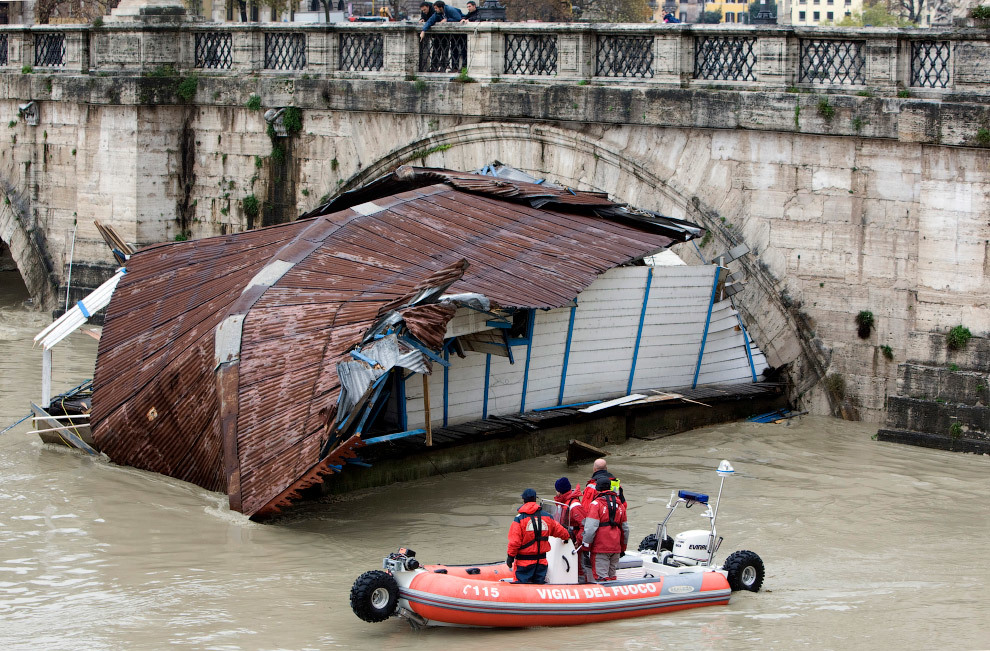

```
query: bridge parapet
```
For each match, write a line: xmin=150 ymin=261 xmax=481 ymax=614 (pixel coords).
xmin=1 ymin=23 xmax=988 ymax=99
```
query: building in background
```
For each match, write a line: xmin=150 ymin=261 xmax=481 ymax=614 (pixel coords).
xmin=789 ymin=0 xmax=861 ymax=25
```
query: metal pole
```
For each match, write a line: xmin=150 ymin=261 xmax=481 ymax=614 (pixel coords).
xmin=422 ymin=374 xmax=432 ymax=446
xmin=708 ymin=474 xmax=726 ymax=565
xmin=64 ymin=222 xmax=77 ymax=314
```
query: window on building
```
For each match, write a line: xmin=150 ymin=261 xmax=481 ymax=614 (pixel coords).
xmin=800 ymin=0 xmax=806 ymax=4
xmin=799 ymin=10 xmax=806 ymax=19
xmin=827 ymin=0 xmax=833 ymax=4
xmin=726 ymin=12 xmax=735 ymax=22
xmin=270 ymin=6 xmax=277 ymax=20
xmin=250 ymin=3 xmax=259 ymax=21
xmin=845 ymin=10 xmax=851 ymax=16
xmin=226 ymin=0 xmax=234 ymax=20
xmin=680 ymin=12 xmax=687 ymax=20
xmin=813 ymin=10 xmax=820 ymax=19
xmin=813 ymin=0 xmax=819 ymax=4
xmin=827 ymin=11 xmax=833 ymax=19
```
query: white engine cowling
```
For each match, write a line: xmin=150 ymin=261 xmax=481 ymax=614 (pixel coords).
xmin=672 ymin=530 xmax=712 ymax=563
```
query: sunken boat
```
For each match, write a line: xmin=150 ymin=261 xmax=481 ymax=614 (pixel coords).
xmin=70 ymin=165 xmax=775 ymax=519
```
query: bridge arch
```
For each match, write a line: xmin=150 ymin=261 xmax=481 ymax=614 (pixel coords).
xmin=340 ymin=122 xmax=834 ymax=416
xmin=0 ymin=177 xmax=58 ymax=310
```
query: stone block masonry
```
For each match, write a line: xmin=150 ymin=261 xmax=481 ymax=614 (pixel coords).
xmin=0 ymin=22 xmax=988 ymax=426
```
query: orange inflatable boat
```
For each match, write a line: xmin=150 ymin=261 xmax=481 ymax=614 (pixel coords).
xmin=350 ymin=461 xmax=764 ymax=628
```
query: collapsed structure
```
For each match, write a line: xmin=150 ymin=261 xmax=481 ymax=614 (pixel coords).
xmin=89 ymin=166 xmax=766 ymax=519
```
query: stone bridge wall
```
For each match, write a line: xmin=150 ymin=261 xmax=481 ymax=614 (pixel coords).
xmin=0 ymin=23 xmax=988 ymax=422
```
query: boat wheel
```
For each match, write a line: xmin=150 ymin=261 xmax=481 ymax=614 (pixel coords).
xmin=722 ymin=550 xmax=765 ymax=592
xmin=350 ymin=570 xmax=400 ymax=622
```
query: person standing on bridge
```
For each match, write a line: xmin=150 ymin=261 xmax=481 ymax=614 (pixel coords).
xmin=420 ymin=0 xmax=463 ymax=39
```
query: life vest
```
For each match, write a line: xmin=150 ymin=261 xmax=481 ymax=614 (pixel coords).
xmin=514 ymin=512 xmax=550 ymax=561
xmin=601 ymin=492 xmax=621 ymax=528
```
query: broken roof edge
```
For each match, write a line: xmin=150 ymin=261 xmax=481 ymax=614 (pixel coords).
xmin=302 ymin=165 xmax=703 ymax=243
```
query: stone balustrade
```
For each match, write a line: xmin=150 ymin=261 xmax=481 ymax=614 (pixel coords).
xmin=0 ymin=23 xmax=988 ymax=98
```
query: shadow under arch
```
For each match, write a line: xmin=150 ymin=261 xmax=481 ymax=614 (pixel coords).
xmin=338 ymin=121 xmax=834 ymax=415
xmin=0 ymin=177 xmax=57 ymax=310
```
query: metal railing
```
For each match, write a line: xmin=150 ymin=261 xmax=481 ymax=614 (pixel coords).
xmin=34 ymin=32 xmax=65 ymax=68
xmin=910 ymin=40 xmax=950 ymax=88
xmin=694 ymin=36 xmax=757 ymax=82
xmin=0 ymin=24 xmax=983 ymax=96
xmin=195 ymin=32 xmax=232 ymax=69
xmin=595 ymin=35 xmax=653 ymax=78
xmin=419 ymin=33 xmax=467 ymax=73
xmin=339 ymin=33 xmax=383 ymax=72
xmin=264 ymin=32 xmax=306 ymax=70
xmin=504 ymin=34 xmax=557 ymax=76
xmin=798 ymin=38 xmax=865 ymax=85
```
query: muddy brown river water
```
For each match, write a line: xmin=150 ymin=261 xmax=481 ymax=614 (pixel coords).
xmin=1 ymin=271 xmax=987 ymax=650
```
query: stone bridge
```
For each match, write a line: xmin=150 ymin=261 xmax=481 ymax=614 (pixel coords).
xmin=0 ymin=17 xmax=988 ymax=424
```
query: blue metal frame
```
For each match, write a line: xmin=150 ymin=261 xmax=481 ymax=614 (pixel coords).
xmin=363 ymin=429 xmax=427 ymax=445
xmin=482 ymin=353 xmax=491 ymax=420
xmin=533 ymin=400 xmax=600 ymax=412
xmin=519 ymin=309 xmax=536 ymax=413
xmin=557 ymin=303 xmax=577 ymax=405
xmin=692 ymin=267 xmax=723 ymax=389
xmin=399 ymin=335 xmax=449 ymax=367
xmin=397 ymin=371 xmax=407 ymax=431
xmin=737 ymin=313 xmax=758 ymax=382
xmin=443 ymin=348 xmax=449 ymax=427
xmin=627 ymin=267 xmax=654 ymax=395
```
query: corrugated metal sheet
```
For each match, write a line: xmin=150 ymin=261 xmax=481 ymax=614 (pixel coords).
xmin=91 ymin=167 xmax=699 ymax=518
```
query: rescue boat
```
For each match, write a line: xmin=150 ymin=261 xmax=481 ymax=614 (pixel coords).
xmin=349 ymin=460 xmax=765 ymax=628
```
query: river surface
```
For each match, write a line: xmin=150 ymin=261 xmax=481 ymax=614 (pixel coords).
xmin=1 ymin=270 xmax=987 ymax=650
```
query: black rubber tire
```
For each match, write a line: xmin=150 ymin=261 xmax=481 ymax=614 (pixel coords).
xmin=350 ymin=570 xmax=400 ymax=622
xmin=638 ymin=533 xmax=674 ymax=553
xmin=723 ymin=550 xmax=765 ymax=592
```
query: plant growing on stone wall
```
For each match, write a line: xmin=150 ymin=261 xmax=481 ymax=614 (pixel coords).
xmin=948 ymin=362 xmax=960 ymax=372
xmin=949 ymin=421 xmax=963 ymax=439
xmin=852 ymin=117 xmax=865 ymax=132
xmin=242 ymin=195 xmax=260 ymax=220
xmin=855 ymin=311 xmax=874 ymax=339
xmin=880 ymin=345 xmax=893 ymax=360
xmin=22 ymin=65 xmax=33 ymax=74
xmin=897 ymin=89 xmax=911 ymax=98
xmin=174 ymin=231 xmax=189 ymax=241
xmin=977 ymin=128 xmax=990 ymax=147
xmin=824 ymin=373 xmax=846 ymax=400
xmin=946 ymin=325 xmax=972 ymax=350
xmin=7 ymin=120 xmax=16 ymax=128
xmin=970 ymin=5 xmax=990 ymax=21
xmin=92 ymin=16 xmax=104 ymax=28
xmin=817 ymin=97 xmax=836 ymax=120
xmin=453 ymin=68 xmax=476 ymax=83
xmin=177 ymin=75 xmax=199 ymax=103
xmin=246 ymin=95 xmax=262 ymax=111
xmin=282 ymin=107 xmax=303 ymax=136
xmin=699 ymin=231 xmax=712 ymax=248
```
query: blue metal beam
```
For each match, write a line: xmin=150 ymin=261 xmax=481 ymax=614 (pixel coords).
xmin=627 ymin=267 xmax=654 ymax=395
xmin=482 ymin=353 xmax=491 ymax=420
xmin=400 ymin=335 xmax=449 ymax=367
xmin=519 ymin=309 xmax=536 ymax=413
xmin=737 ymin=313 xmax=758 ymax=383
xmin=558 ymin=303 xmax=577 ymax=406
xmin=443 ymin=349 xmax=449 ymax=427
xmin=362 ymin=429 xmax=427 ymax=445
xmin=533 ymin=400 xmax=601 ymax=412
xmin=693 ymin=267 xmax=723 ymax=389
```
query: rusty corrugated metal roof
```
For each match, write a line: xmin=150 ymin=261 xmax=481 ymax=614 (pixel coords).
xmin=91 ymin=167 xmax=700 ymax=518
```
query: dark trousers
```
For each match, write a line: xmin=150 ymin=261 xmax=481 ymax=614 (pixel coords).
xmin=513 ymin=562 xmax=548 ymax=584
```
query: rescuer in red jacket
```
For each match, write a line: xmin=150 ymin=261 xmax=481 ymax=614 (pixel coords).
xmin=506 ymin=488 xmax=570 ymax=584
xmin=553 ymin=477 xmax=586 ymax=546
xmin=581 ymin=477 xmax=630 ymax=582
xmin=581 ymin=458 xmax=626 ymax=510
